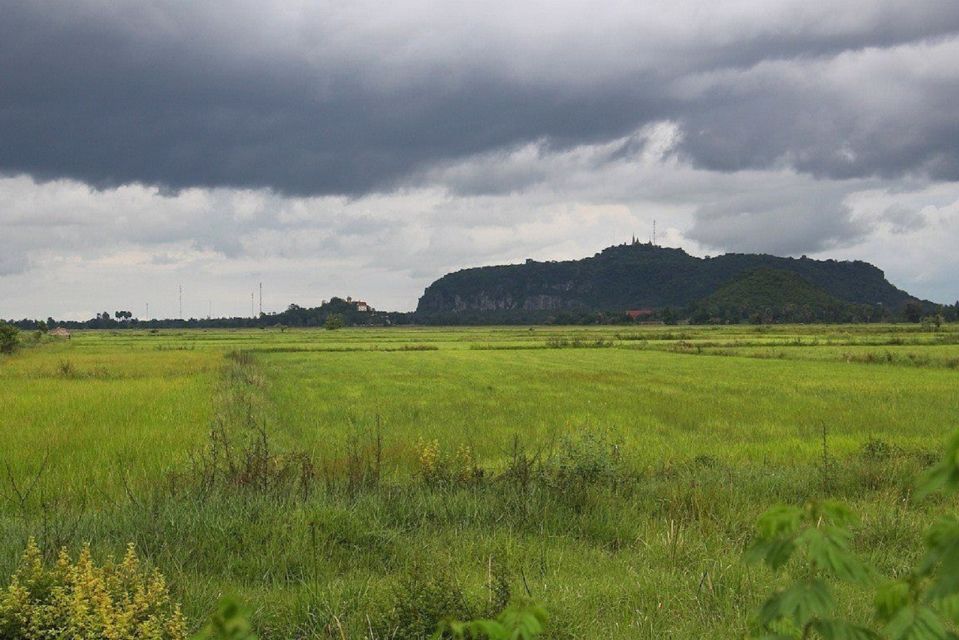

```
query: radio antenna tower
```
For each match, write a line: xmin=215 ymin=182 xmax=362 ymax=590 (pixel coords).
xmin=145 ymin=302 xmax=149 ymax=320
xmin=258 ymin=282 xmax=263 ymax=317
xmin=178 ymin=284 xmax=183 ymax=319
xmin=251 ymin=292 xmax=255 ymax=318
xmin=653 ymin=219 xmax=657 ymax=247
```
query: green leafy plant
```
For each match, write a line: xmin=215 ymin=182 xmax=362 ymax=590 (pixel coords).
xmin=435 ymin=603 xmax=547 ymax=640
xmin=748 ymin=429 xmax=959 ymax=639
xmin=191 ymin=599 xmax=258 ymax=640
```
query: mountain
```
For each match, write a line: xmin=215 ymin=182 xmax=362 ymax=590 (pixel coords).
xmin=414 ymin=242 xmax=925 ymax=323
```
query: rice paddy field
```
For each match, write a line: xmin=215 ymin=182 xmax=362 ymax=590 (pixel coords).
xmin=2 ymin=324 xmax=959 ymax=638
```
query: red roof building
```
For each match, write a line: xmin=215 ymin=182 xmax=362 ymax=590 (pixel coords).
xmin=626 ymin=308 xmax=654 ymax=320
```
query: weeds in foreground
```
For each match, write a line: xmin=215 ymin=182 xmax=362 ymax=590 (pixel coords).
xmin=54 ymin=359 xmax=111 ymax=379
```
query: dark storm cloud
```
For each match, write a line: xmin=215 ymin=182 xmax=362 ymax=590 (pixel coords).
xmin=674 ymin=42 xmax=959 ymax=180
xmin=2 ymin=1 xmax=959 ymax=196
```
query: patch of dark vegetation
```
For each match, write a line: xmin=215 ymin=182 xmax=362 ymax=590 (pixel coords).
xmin=545 ymin=336 xmax=614 ymax=349
xmin=615 ymin=331 xmax=692 ymax=341
xmin=468 ymin=343 xmax=550 ymax=350
xmin=842 ymin=351 xmax=959 ymax=368
xmin=53 ymin=359 xmax=111 ymax=379
xmin=377 ymin=344 xmax=439 ymax=352
xmin=247 ymin=346 xmax=369 ymax=353
xmin=224 ymin=349 xmax=255 ymax=366
xmin=243 ymin=344 xmax=441 ymax=354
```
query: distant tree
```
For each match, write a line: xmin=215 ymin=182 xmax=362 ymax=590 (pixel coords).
xmin=324 ymin=313 xmax=344 ymax=330
xmin=903 ymin=301 xmax=923 ymax=323
xmin=36 ymin=320 xmax=48 ymax=333
xmin=689 ymin=306 xmax=711 ymax=325
xmin=921 ymin=314 xmax=944 ymax=332
xmin=0 ymin=321 xmax=19 ymax=354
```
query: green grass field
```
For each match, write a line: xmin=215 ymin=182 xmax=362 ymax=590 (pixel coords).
xmin=2 ymin=324 xmax=958 ymax=638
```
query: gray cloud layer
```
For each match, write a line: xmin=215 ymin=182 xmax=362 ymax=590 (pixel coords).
xmin=3 ymin=1 xmax=959 ymax=196
xmin=2 ymin=1 xmax=959 ymax=317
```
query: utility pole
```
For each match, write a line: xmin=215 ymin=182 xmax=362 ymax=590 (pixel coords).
xmin=653 ymin=219 xmax=657 ymax=246
xmin=145 ymin=302 xmax=149 ymax=320
xmin=258 ymin=282 xmax=263 ymax=317
xmin=251 ymin=292 xmax=255 ymax=318
xmin=178 ymin=284 xmax=183 ymax=319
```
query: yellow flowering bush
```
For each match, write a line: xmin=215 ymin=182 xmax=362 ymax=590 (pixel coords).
xmin=0 ymin=539 xmax=187 ymax=640
xmin=415 ymin=438 xmax=442 ymax=482
xmin=414 ymin=439 xmax=485 ymax=484
xmin=454 ymin=444 xmax=483 ymax=483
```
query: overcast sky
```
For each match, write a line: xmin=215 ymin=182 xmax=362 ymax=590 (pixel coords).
xmin=2 ymin=1 xmax=958 ymax=319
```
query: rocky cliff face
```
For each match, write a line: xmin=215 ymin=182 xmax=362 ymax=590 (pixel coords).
xmin=415 ymin=243 xmax=920 ymax=318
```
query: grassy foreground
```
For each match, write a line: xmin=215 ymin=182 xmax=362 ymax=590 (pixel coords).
xmin=1 ymin=324 xmax=958 ymax=638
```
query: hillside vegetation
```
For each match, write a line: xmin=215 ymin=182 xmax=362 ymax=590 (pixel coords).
xmin=691 ymin=268 xmax=864 ymax=323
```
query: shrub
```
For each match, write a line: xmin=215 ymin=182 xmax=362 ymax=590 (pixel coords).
xmin=921 ymin=314 xmax=944 ymax=332
xmin=381 ymin=560 xmax=512 ymax=639
xmin=413 ymin=440 xmax=485 ymax=486
xmin=0 ymin=321 xmax=19 ymax=354
xmin=383 ymin=564 xmax=476 ymax=638
xmin=860 ymin=437 xmax=896 ymax=462
xmin=0 ymin=539 xmax=187 ymax=640
xmin=551 ymin=430 xmax=623 ymax=487
xmin=57 ymin=359 xmax=78 ymax=378
xmin=415 ymin=438 xmax=447 ymax=484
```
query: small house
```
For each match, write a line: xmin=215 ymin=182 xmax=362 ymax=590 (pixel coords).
xmin=50 ymin=327 xmax=71 ymax=339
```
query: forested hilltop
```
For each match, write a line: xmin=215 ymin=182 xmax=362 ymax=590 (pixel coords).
xmin=416 ymin=242 xmax=950 ymax=324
